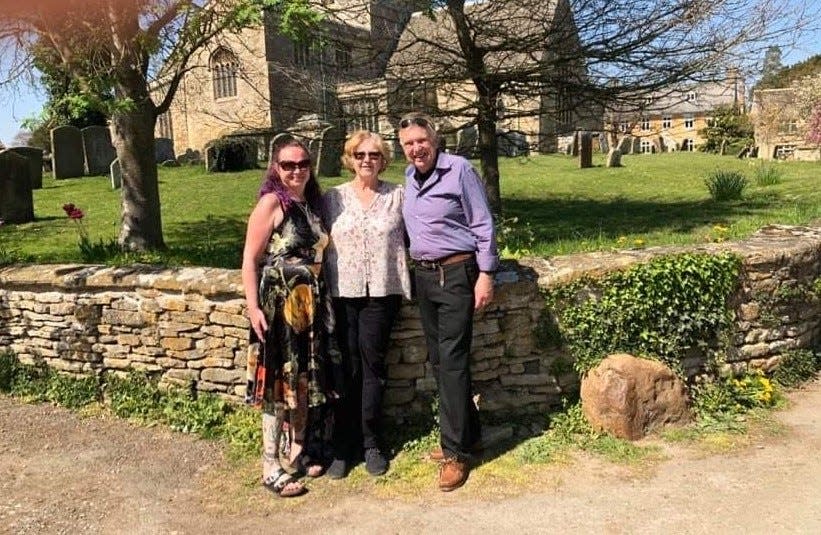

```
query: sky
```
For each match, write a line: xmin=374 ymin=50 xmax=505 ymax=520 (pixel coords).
xmin=1 ymin=5 xmax=820 ymax=146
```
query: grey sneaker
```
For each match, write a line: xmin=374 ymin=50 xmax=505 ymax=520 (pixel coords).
xmin=327 ymin=457 xmax=347 ymax=479
xmin=364 ymin=447 xmax=388 ymax=476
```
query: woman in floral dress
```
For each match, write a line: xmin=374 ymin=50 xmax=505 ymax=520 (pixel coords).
xmin=241 ymin=140 xmax=331 ymax=497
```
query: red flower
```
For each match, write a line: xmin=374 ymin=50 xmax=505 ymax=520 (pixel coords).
xmin=63 ymin=203 xmax=84 ymax=220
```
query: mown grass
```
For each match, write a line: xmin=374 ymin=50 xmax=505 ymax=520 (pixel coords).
xmin=3 ymin=152 xmax=820 ymax=267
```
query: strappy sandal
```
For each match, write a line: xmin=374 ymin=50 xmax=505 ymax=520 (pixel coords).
xmin=291 ymin=453 xmax=325 ymax=478
xmin=262 ymin=469 xmax=306 ymax=498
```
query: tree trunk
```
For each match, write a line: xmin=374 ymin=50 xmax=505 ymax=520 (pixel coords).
xmin=475 ymin=90 xmax=502 ymax=215
xmin=110 ymin=98 xmax=165 ymax=251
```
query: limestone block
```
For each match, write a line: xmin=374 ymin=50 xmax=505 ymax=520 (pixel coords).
xmin=580 ymin=353 xmax=690 ymax=440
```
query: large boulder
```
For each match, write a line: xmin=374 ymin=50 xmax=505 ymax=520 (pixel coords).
xmin=581 ymin=353 xmax=690 ymax=440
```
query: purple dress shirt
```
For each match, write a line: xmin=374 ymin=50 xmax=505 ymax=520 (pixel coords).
xmin=402 ymin=151 xmax=499 ymax=273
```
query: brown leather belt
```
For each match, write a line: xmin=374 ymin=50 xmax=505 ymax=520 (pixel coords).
xmin=414 ymin=252 xmax=474 ymax=270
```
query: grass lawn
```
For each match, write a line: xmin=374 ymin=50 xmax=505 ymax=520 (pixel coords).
xmin=2 ymin=152 xmax=819 ymax=268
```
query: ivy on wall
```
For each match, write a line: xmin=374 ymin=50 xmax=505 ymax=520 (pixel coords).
xmin=543 ymin=253 xmax=742 ymax=374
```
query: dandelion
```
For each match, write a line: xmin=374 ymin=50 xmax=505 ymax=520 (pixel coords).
xmin=633 ymin=238 xmax=645 ymax=248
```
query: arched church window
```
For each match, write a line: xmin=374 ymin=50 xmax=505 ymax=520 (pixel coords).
xmin=211 ymin=48 xmax=238 ymax=99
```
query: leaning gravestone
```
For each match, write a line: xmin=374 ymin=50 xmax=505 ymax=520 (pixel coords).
xmin=455 ymin=126 xmax=478 ymax=157
xmin=317 ymin=125 xmax=343 ymax=176
xmin=0 ymin=150 xmax=34 ymax=223
xmin=268 ymin=133 xmax=294 ymax=163
xmin=598 ymin=134 xmax=609 ymax=153
xmin=82 ymin=125 xmax=116 ymax=175
xmin=606 ymin=148 xmax=622 ymax=168
xmin=155 ymin=138 xmax=175 ymax=164
xmin=8 ymin=147 xmax=44 ymax=189
xmin=51 ymin=125 xmax=85 ymax=179
xmin=110 ymin=158 xmax=122 ymax=189
xmin=579 ymin=132 xmax=593 ymax=168
xmin=616 ymin=136 xmax=631 ymax=154
xmin=571 ymin=132 xmax=580 ymax=156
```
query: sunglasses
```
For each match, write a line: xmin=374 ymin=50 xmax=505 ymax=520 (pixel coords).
xmin=278 ymin=159 xmax=311 ymax=172
xmin=399 ymin=117 xmax=430 ymax=129
xmin=353 ymin=151 xmax=382 ymax=160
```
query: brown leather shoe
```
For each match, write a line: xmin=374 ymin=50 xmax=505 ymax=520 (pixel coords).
xmin=429 ymin=444 xmax=483 ymax=461
xmin=438 ymin=458 xmax=469 ymax=492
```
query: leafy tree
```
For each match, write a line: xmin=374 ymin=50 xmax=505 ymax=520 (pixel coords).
xmin=698 ymin=106 xmax=753 ymax=153
xmin=0 ymin=0 xmax=319 ymax=251
xmin=759 ymin=45 xmax=784 ymax=88
xmin=757 ymin=53 xmax=821 ymax=90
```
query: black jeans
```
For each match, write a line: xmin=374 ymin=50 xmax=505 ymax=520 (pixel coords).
xmin=414 ymin=258 xmax=481 ymax=460
xmin=332 ymin=294 xmax=403 ymax=456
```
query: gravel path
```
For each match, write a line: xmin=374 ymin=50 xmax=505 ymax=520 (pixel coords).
xmin=2 ymin=378 xmax=819 ymax=534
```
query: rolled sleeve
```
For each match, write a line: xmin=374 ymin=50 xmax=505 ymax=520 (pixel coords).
xmin=459 ymin=164 xmax=499 ymax=272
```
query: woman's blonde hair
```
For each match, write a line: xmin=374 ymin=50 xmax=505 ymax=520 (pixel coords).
xmin=341 ymin=130 xmax=392 ymax=173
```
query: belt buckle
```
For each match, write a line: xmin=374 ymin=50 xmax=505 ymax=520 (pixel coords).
xmin=416 ymin=259 xmax=438 ymax=270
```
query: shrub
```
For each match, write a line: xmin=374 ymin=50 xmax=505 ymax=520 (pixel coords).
xmin=105 ymin=371 xmax=164 ymax=420
xmin=693 ymin=371 xmax=778 ymax=419
xmin=753 ymin=164 xmax=783 ymax=187
xmin=705 ymin=170 xmax=747 ymax=201
xmin=772 ymin=349 xmax=819 ymax=388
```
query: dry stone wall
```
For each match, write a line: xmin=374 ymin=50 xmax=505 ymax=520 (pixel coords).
xmin=1 ymin=225 xmax=819 ymax=417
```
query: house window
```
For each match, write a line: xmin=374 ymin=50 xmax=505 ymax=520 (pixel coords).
xmin=641 ymin=118 xmax=650 ymax=131
xmin=619 ymin=121 xmax=630 ymax=133
xmin=211 ymin=48 xmax=238 ymax=99
xmin=294 ymin=43 xmax=312 ymax=67
xmin=343 ymin=98 xmax=379 ymax=133
xmin=778 ymin=120 xmax=798 ymax=134
xmin=662 ymin=116 xmax=672 ymax=129
xmin=157 ymin=112 xmax=173 ymax=140
xmin=640 ymin=139 xmax=652 ymax=153
xmin=775 ymin=144 xmax=796 ymax=159
xmin=687 ymin=91 xmax=697 ymax=102
xmin=684 ymin=115 xmax=694 ymax=130
xmin=335 ymin=46 xmax=351 ymax=69
xmin=682 ymin=138 xmax=695 ymax=151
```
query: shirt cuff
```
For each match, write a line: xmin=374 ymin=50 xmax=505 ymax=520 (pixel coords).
xmin=476 ymin=252 xmax=499 ymax=273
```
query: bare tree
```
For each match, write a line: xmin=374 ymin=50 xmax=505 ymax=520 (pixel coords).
xmin=0 ymin=0 xmax=319 ymax=251
xmin=329 ymin=0 xmax=816 ymax=213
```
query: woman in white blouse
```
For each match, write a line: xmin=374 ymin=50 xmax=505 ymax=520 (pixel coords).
xmin=322 ymin=131 xmax=411 ymax=479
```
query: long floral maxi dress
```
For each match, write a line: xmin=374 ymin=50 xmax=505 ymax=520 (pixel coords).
xmin=245 ymin=200 xmax=332 ymax=463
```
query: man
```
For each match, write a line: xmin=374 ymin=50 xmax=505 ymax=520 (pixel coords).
xmin=398 ymin=112 xmax=499 ymax=491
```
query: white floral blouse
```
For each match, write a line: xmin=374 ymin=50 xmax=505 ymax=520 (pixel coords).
xmin=322 ymin=181 xmax=412 ymax=300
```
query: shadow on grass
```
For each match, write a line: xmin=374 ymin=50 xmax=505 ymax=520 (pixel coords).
xmin=505 ymin=195 xmax=779 ymax=244
xmin=163 ymin=215 xmax=246 ymax=268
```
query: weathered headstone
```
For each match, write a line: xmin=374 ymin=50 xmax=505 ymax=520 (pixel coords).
xmin=82 ymin=125 xmax=116 ymax=175
xmin=110 ymin=158 xmax=122 ymax=189
xmin=317 ymin=125 xmax=343 ymax=177
xmin=8 ymin=147 xmax=44 ymax=189
xmin=606 ymin=148 xmax=622 ymax=168
xmin=456 ymin=126 xmax=478 ymax=157
xmin=651 ymin=137 xmax=663 ymax=154
xmin=176 ymin=148 xmax=202 ymax=165
xmin=0 ymin=150 xmax=34 ymax=223
xmin=571 ymin=132 xmax=580 ymax=157
xmin=51 ymin=125 xmax=85 ymax=179
xmin=661 ymin=134 xmax=678 ymax=152
xmin=155 ymin=138 xmax=175 ymax=164
xmin=204 ymin=144 xmax=217 ymax=172
xmin=578 ymin=132 xmax=593 ymax=168
xmin=508 ymin=131 xmax=529 ymax=157
xmin=631 ymin=136 xmax=641 ymax=155
xmin=308 ymin=138 xmax=320 ymax=164
xmin=616 ymin=136 xmax=631 ymax=155
xmin=598 ymin=134 xmax=609 ymax=153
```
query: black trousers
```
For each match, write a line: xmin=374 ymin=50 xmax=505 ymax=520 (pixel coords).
xmin=415 ymin=259 xmax=482 ymax=460
xmin=332 ymin=294 xmax=402 ymax=455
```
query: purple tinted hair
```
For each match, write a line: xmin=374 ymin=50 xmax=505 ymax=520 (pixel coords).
xmin=258 ymin=140 xmax=322 ymax=211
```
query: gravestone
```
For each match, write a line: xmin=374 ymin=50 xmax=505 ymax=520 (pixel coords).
xmin=631 ymin=136 xmax=641 ymax=155
xmin=51 ymin=125 xmax=85 ymax=179
xmin=455 ymin=126 xmax=478 ymax=157
xmin=616 ymin=136 xmax=631 ymax=154
xmin=606 ymin=148 xmax=622 ymax=168
xmin=268 ymin=133 xmax=294 ymax=163
xmin=317 ymin=125 xmax=343 ymax=176
xmin=155 ymin=138 xmax=175 ymax=163
xmin=8 ymin=147 xmax=44 ymax=189
xmin=82 ymin=125 xmax=116 ymax=175
xmin=498 ymin=131 xmax=528 ymax=157
xmin=0 ymin=150 xmax=34 ymax=223
xmin=110 ymin=158 xmax=122 ymax=189
xmin=204 ymin=145 xmax=218 ymax=172
xmin=651 ymin=137 xmax=663 ymax=154
xmin=571 ymin=132 xmax=579 ymax=156
xmin=598 ymin=134 xmax=609 ymax=153
xmin=578 ymin=132 xmax=593 ymax=168
xmin=176 ymin=148 xmax=202 ymax=165
xmin=308 ymin=138 xmax=320 ymax=164
xmin=661 ymin=134 xmax=678 ymax=152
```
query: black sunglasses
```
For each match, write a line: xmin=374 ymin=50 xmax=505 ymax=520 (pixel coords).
xmin=353 ymin=151 xmax=382 ymax=160
xmin=399 ymin=117 xmax=430 ymax=129
xmin=278 ymin=159 xmax=311 ymax=172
